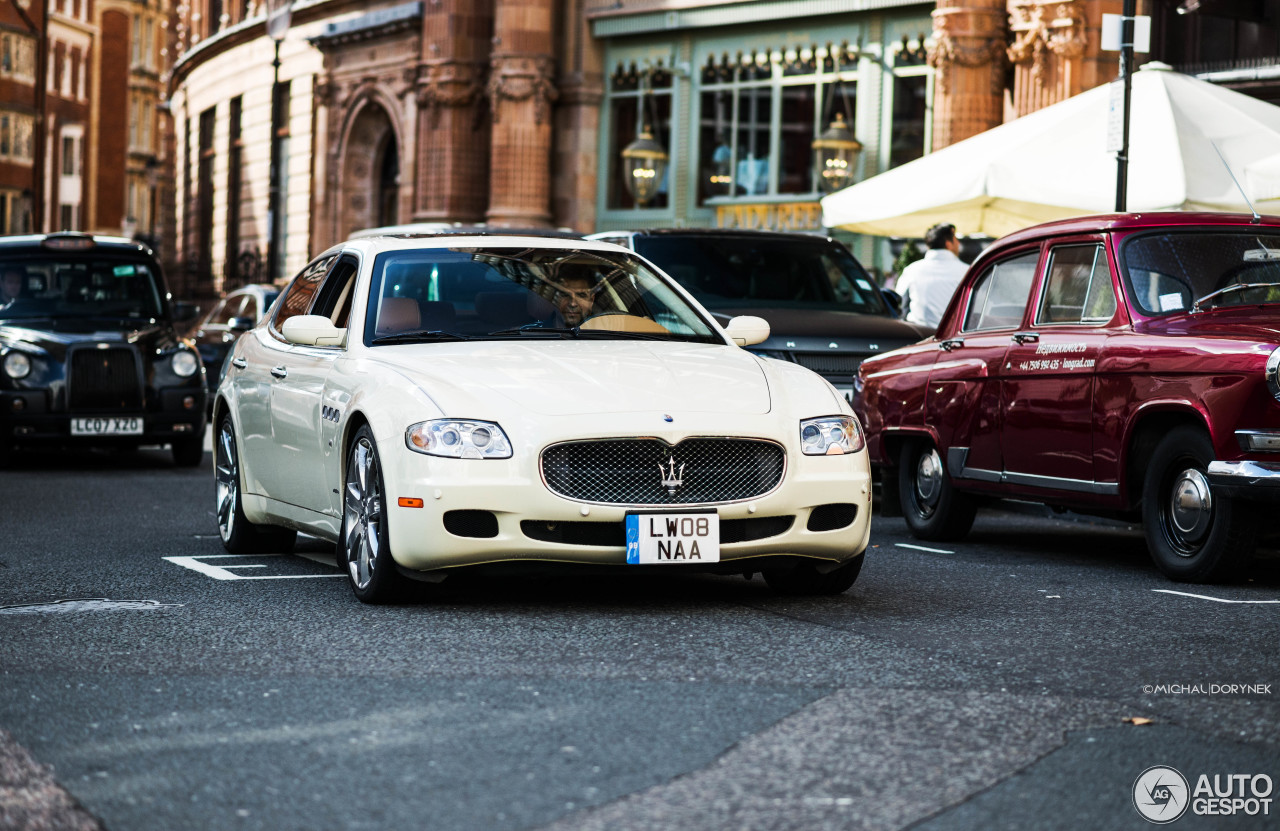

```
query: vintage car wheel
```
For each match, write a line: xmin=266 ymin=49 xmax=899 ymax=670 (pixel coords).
xmin=215 ymin=415 xmax=296 ymax=554
xmin=763 ymin=555 xmax=863 ymax=596
xmin=342 ymin=426 xmax=410 ymax=603
xmin=898 ymin=441 xmax=976 ymax=541
xmin=1142 ymin=426 xmax=1256 ymax=582
xmin=172 ymin=436 xmax=204 ymax=468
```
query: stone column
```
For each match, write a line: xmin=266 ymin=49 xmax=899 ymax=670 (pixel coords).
xmin=928 ymin=0 xmax=1008 ymax=150
xmin=415 ymin=0 xmax=493 ymax=223
xmin=1007 ymin=0 xmax=1097 ymax=119
xmin=486 ymin=0 xmax=557 ymax=228
xmin=551 ymin=0 xmax=603 ymax=233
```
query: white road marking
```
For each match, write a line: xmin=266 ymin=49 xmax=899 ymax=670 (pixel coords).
xmin=1152 ymin=589 xmax=1280 ymax=605
xmin=163 ymin=554 xmax=345 ymax=581
xmin=894 ymin=543 xmax=955 ymax=554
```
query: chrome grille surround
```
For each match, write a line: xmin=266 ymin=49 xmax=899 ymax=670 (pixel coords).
xmin=541 ymin=437 xmax=787 ymax=506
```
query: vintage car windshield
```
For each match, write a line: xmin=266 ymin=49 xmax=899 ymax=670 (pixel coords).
xmin=1122 ymin=230 xmax=1280 ymax=315
xmin=0 ymin=257 xmax=165 ymax=321
xmin=633 ymin=236 xmax=891 ymax=315
xmin=363 ymin=247 xmax=723 ymax=344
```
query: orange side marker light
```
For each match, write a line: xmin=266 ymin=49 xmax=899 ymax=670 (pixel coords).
xmin=398 ymin=497 xmax=425 ymax=508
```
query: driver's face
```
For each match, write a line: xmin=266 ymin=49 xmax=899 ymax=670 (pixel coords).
xmin=554 ymin=279 xmax=595 ymax=326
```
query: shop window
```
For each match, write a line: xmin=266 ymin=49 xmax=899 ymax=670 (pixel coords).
xmin=890 ymin=73 xmax=928 ymax=170
xmin=605 ymin=63 xmax=672 ymax=210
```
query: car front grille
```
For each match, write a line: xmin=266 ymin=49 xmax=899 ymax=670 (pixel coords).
xmin=541 ymin=438 xmax=786 ymax=505
xmin=790 ymin=352 xmax=867 ymax=376
xmin=67 ymin=346 xmax=143 ymax=411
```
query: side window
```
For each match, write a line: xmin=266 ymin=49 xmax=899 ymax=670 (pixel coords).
xmin=206 ymin=297 xmax=230 ymax=326
xmin=1036 ymin=244 xmax=1116 ymax=325
xmin=962 ymin=251 xmax=1039 ymax=332
xmin=311 ymin=255 xmax=360 ymax=330
xmin=272 ymin=254 xmax=338 ymax=336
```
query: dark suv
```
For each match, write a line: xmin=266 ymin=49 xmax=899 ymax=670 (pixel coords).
xmin=0 ymin=233 xmax=207 ymax=466
xmin=589 ymin=229 xmax=928 ymax=400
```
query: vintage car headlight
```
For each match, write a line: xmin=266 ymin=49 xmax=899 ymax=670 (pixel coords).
xmin=800 ymin=415 xmax=864 ymax=455
xmin=2 ymin=350 xmax=31 ymax=379
xmin=170 ymin=349 xmax=200 ymax=378
xmin=406 ymin=419 xmax=512 ymax=459
xmin=1267 ymin=346 xmax=1280 ymax=403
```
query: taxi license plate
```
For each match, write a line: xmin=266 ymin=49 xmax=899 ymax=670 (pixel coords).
xmin=625 ymin=511 xmax=720 ymax=564
xmin=71 ymin=417 xmax=143 ymax=436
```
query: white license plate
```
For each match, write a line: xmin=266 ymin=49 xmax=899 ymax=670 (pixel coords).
xmin=71 ymin=417 xmax=143 ymax=436
xmin=625 ymin=511 xmax=720 ymax=564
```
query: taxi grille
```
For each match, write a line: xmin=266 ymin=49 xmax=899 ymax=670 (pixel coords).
xmin=68 ymin=346 xmax=143 ymax=411
xmin=791 ymin=352 xmax=866 ymax=375
xmin=541 ymin=438 xmax=785 ymax=505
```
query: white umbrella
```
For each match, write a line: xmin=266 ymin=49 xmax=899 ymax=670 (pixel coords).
xmin=821 ymin=62 xmax=1280 ymax=238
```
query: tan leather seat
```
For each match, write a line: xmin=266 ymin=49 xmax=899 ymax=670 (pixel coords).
xmin=376 ymin=297 xmax=421 ymax=335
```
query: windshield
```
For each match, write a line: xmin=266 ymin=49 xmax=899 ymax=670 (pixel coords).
xmin=363 ymin=247 xmax=723 ymax=344
xmin=1121 ymin=230 xmax=1280 ymax=315
xmin=0 ymin=256 xmax=165 ymax=321
xmin=634 ymin=235 xmax=891 ymax=315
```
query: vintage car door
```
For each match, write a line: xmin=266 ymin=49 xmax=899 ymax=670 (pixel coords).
xmin=926 ymin=249 xmax=1040 ymax=480
xmin=1000 ymin=239 xmax=1119 ymax=492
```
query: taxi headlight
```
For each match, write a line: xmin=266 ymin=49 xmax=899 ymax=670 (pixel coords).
xmin=1267 ymin=346 xmax=1280 ymax=403
xmin=3 ymin=351 xmax=31 ymax=379
xmin=406 ymin=419 xmax=512 ymax=459
xmin=171 ymin=350 xmax=200 ymax=378
xmin=800 ymin=415 xmax=864 ymax=455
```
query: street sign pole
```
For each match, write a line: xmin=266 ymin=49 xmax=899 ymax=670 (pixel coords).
xmin=1115 ymin=0 xmax=1136 ymax=212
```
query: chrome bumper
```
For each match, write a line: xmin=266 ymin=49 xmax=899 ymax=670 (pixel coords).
xmin=1207 ymin=460 xmax=1280 ymax=500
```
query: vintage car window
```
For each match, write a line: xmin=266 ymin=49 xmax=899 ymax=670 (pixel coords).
xmin=0 ymin=257 xmax=164 ymax=321
xmin=633 ymin=235 xmax=891 ymax=316
xmin=961 ymin=251 xmax=1038 ymax=332
xmin=1036 ymin=244 xmax=1116 ymax=325
xmin=272 ymin=253 xmax=338 ymax=335
xmin=362 ymin=247 xmax=723 ymax=345
xmin=1122 ymin=230 xmax=1280 ymax=315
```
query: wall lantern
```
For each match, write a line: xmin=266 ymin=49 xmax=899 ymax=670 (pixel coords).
xmin=621 ymin=70 xmax=668 ymax=207
xmin=813 ymin=112 xmax=862 ymax=194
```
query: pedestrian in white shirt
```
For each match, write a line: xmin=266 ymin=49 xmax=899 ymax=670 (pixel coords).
xmin=895 ymin=223 xmax=968 ymax=328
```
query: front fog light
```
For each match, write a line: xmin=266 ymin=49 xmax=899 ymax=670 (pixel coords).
xmin=800 ymin=415 xmax=864 ymax=455
xmin=3 ymin=351 xmax=31 ymax=379
xmin=171 ymin=350 xmax=199 ymax=378
xmin=406 ymin=419 xmax=512 ymax=459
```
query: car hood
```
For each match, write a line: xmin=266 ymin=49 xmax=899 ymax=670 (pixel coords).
xmin=709 ymin=307 xmax=930 ymax=342
xmin=371 ymin=339 xmax=773 ymax=416
xmin=0 ymin=319 xmax=177 ymax=360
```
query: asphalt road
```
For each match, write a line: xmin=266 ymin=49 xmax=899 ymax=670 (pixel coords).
xmin=1 ymin=443 xmax=1277 ymax=830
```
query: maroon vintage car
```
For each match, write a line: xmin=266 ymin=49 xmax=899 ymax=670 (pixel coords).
xmin=855 ymin=211 xmax=1280 ymax=582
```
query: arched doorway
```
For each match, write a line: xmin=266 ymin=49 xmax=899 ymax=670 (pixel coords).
xmin=338 ymin=101 xmax=399 ymax=239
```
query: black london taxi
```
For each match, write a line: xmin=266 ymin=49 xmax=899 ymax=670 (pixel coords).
xmin=0 ymin=233 xmax=207 ymax=466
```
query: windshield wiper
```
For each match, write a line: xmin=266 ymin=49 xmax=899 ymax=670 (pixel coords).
xmin=371 ymin=329 xmax=471 ymax=345
xmin=1191 ymin=282 xmax=1280 ymax=313
xmin=487 ymin=325 xmax=581 ymax=338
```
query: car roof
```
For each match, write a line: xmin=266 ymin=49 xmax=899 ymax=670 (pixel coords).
xmin=0 ymin=232 xmax=153 ymax=255
xmin=980 ymin=211 xmax=1280 ymax=257
xmin=336 ymin=234 xmax=630 ymax=258
xmin=591 ymin=228 xmax=836 ymax=243
xmin=351 ymin=223 xmax=582 ymax=241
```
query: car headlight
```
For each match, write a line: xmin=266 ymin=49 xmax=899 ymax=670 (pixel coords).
xmin=1267 ymin=346 xmax=1280 ymax=402
xmin=800 ymin=415 xmax=864 ymax=455
xmin=3 ymin=350 xmax=31 ymax=379
xmin=171 ymin=349 xmax=200 ymax=378
xmin=405 ymin=419 xmax=513 ymax=459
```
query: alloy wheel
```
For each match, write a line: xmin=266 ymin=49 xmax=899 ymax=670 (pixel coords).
xmin=344 ymin=437 xmax=383 ymax=590
xmin=214 ymin=421 xmax=238 ymax=542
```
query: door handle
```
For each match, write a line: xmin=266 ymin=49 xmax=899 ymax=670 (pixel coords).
xmin=939 ymin=338 xmax=964 ymax=352
xmin=231 ymin=357 xmax=247 ymax=369
xmin=1013 ymin=332 xmax=1040 ymax=344
xmin=271 ymin=365 xmax=288 ymax=378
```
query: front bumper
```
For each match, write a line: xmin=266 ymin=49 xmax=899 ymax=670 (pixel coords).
xmin=1207 ymin=460 xmax=1280 ymax=500
xmin=0 ymin=388 xmax=207 ymax=445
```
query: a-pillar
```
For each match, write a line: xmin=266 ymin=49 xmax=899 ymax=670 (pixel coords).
xmin=486 ymin=0 xmax=557 ymax=228
xmin=928 ymin=0 xmax=1007 ymax=151
xmin=414 ymin=0 xmax=494 ymax=223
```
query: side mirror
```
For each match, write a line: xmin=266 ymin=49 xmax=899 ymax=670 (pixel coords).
xmin=881 ymin=288 xmax=903 ymax=317
xmin=723 ymin=315 xmax=770 ymax=347
xmin=172 ymin=301 xmax=200 ymax=323
xmin=228 ymin=315 xmax=256 ymax=332
xmin=281 ymin=314 xmax=347 ymax=347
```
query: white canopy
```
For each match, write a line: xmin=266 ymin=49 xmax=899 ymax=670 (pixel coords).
xmin=821 ymin=63 xmax=1280 ymax=238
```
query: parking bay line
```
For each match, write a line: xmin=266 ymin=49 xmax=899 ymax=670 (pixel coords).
xmin=1152 ymin=589 xmax=1280 ymax=605
xmin=894 ymin=543 xmax=956 ymax=555
xmin=163 ymin=554 xmax=345 ymax=581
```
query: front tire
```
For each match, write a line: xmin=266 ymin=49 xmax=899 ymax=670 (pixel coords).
xmin=342 ymin=426 xmax=409 ymax=603
xmin=214 ymin=415 xmax=296 ymax=553
xmin=1142 ymin=426 xmax=1255 ymax=582
xmin=898 ymin=441 xmax=976 ymax=541
xmin=763 ymin=555 xmax=863 ymax=596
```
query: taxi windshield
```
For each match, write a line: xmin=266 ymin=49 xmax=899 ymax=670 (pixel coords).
xmin=0 ymin=257 xmax=165 ymax=321
xmin=1122 ymin=230 xmax=1280 ymax=315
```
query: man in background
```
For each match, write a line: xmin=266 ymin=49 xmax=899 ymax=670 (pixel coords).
xmin=895 ymin=223 xmax=968 ymax=328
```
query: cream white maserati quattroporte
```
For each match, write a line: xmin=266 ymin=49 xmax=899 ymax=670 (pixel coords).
xmin=213 ymin=234 xmax=871 ymax=602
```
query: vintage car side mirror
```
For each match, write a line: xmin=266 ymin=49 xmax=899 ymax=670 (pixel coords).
xmin=723 ymin=315 xmax=770 ymax=347
xmin=171 ymin=301 xmax=200 ymax=323
xmin=228 ymin=315 xmax=256 ymax=332
xmin=282 ymin=314 xmax=347 ymax=347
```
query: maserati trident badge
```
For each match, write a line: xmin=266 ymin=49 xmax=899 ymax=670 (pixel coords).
xmin=659 ymin=456 xmax=685 ymax=496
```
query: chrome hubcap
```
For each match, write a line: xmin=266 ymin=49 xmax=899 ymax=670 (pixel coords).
xmin=344 ymin=438 xmax=383 ymax=590
xmin=1168 ymin=467 xmax=1213 ymax=553
xmin=214 ymin=422 xmax=238 ymax=541
xmin=914 ymin=447 xmax=943 ymax=517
